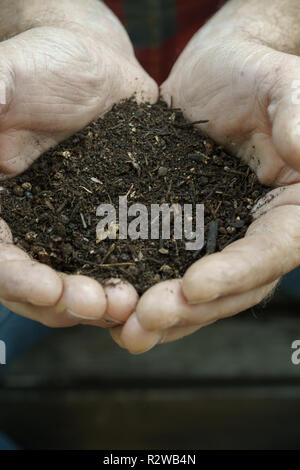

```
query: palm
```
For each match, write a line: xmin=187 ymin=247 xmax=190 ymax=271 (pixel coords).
xmin=161 ymin=38 xmax=300 ymax=186
xmin=0 ymin=21 xmax=157 ymax=329
xmin=110 ymin=37 xmax=300 ymax=354
xmin=0 ymin=26 xmax=157 ymax=178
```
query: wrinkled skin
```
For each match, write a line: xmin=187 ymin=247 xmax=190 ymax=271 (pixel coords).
xmin=0 ymin=3 xmax=158 ymax=328
xmin=2 ymin=1 xmax=300 ymax=350
xmin=112 ymin=33 xmax=300 ymax=354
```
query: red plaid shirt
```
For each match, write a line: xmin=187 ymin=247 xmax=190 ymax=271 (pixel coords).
xmin=104 ymin=0 xmax=226 ymax=84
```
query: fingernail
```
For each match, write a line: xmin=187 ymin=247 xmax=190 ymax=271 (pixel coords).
xmin=102 ymin=313 xmax=123 ymax=326
xmin=67 ymin=309 xmax=101 ymax=321
xmin=187 ymin=294 xmax=219 ymax=305
xmin=55 ymin=303 xmax=66 ymax=314
xmin=112 ymin=335 xmax=126 ymax=349
xmin=129 ymin=334 xmax=163 ymax=355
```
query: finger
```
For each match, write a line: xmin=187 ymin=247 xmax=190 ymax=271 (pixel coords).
xmin=0 ymin=223 xmax=136 ymax=326
xmin=1 ymin=274 xmax=107 ymax=327
xmin=104 ymin=279 xmax=138 ymax=321
xmin=110 ymin=313 xmax=163 ymax=355
xmin=111 ymin=279 xmax=276 ymax=354
xmin=252 ymin=183 xmax=300 ymax=218
xmin=182 ymin=205 xmax=300 ymax=304
xmin=0 ymin=221 xmax=64 ymax=307
xmin=0 ymin=237 xmax=107 ymax=322
xmin=55 ymin=274 xmax=107 ymax=322
xmin=1 ymin=276 xmax=138 ymax=329
xmin=0 ymin=259 xmax=63 ymax=307
xmin=0 ymin=299 xmax=79 ymax=328
xmin=104 ymin=279 xmax=138 ymax=322
xmin=86 ymin=279 xmax=139 ymax=328
xmin=136 ymin=279 xmax=277 ymax=332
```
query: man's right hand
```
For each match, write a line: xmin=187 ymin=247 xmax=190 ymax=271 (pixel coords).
xmin=0 ymin=0 xmax=158 ymax=328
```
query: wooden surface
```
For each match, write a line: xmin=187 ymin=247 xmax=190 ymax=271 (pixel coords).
xmin=0 ymin=297 xmax=300 ymax=449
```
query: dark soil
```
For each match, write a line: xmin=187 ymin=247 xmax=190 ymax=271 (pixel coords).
xmin=0 ymin=99 xmax=268 ymax=294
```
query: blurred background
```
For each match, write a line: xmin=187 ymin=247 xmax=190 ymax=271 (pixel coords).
xmin=0 ymin=271 xmax=300 ymax=450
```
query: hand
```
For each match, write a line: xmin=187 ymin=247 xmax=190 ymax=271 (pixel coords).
xmin=0 ymin=0 xmax=158 ymax=328
xmin=110 ymin=5 xmax=300 ymax=353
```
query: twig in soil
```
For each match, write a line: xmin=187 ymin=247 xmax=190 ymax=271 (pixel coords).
xmin=178 ymin=179 xmax=188 ymax=188
xmin=109 ymin=123 xmax=124 ymax=131
xmin=117 ymin=267 xmax=136 ymax=282
xmin=144 ymin=155 xmax=149 ymax=167
xmin=189 ymin=180 xmax=196 ymax=205
xmin=103 ymin=187 xmax=112 ymax=205
xmin=214 ymin=200 xmax=222 ymax=216
xmin=206 ymin=220 xmax=219 ymax=254
xmin=57 ymin=200 xmax=68 ymax=214
xmin=165 ymin=180 xmax=173 ymax=199
xmin=100 ymin=262 xmax=135 ymax=268
xmin=70 ymin=202 xmax=80 ymax=218
xmin=126 ymin=183 xmax=134 ymax=198
xmin=80 ymin=213 xmax=87 ymax=229
xmin=159 ymin=237 xmax=164 ymax=250
xmin=174 ymin=120 xmax=209 ymax=129
xmin=129 ymin=245 xmax=139 ymax=262
xmin=79 ymin=186 xmax=93 ymax=194
xmin=146 ymin=256 xmax=164 ymax=265
xmin=155 ymin=126 xmax=172 ymax=136
xmin=188 ymin=153 xmax=210 ymax=163
xmin=174 ymin=239 xmax=179 ymax=257
xmin=203 ymin=190 xmax=214 ymax=202
xmin=127 ymin=152 xmax=141 ymax=177
xmin=223 ymin=167 xmax=247 ymax=176
xmin=101 ymin=243 xmax=116 ymax=264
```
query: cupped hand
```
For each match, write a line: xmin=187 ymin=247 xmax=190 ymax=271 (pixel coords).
xmin=0 ymin=4 xmax=158 ymax=327
xmin=111 ymin=34 xmax=300 ymax=353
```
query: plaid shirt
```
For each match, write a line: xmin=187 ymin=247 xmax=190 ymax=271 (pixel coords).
xmin=104 ymin=0 xmax=226 ymax=84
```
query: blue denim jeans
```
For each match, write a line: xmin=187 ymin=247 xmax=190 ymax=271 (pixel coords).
xmin=0 ymin=432 xmax=20 ymax=450
xmin=0 ymin=304 xmax=49 ymax=364
xmin=0 ymin=305 xmax=49 ymax=450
